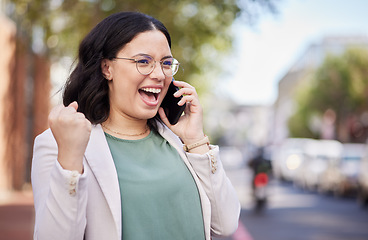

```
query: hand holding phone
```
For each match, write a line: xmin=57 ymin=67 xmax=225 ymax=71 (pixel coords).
xmin=160 ymin=79 xmax=186 ymax=125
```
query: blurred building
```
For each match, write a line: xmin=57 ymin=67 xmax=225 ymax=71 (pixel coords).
xmin=205 ymin=94 xmax=272 ymax=161
xmin=0 ymin=14 xmax=50 ymax=194
xmin=272 ymin=35 xmax=368 ymax=145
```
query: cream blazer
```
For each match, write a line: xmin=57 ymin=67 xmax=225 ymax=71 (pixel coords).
xmin=32 ymin=123 xmax=240 ymax=240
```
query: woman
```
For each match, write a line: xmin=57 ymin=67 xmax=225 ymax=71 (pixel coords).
xmin=32 ymin=12 xmax=240 ymax=240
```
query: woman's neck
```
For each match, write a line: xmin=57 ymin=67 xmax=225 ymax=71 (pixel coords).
xmin=102 ymin=114 xmax=150 ymax=140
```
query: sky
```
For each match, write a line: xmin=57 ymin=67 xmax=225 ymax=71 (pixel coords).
xmin=218 ymin=0 xmax=368 ymax=106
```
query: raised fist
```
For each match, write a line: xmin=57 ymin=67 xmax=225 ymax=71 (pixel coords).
xmin=48 ymin=101 xmax=92 ymax=173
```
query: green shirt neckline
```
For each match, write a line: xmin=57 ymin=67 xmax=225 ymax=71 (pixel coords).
xmin=105 ymin=130 xmax=205 ymax=240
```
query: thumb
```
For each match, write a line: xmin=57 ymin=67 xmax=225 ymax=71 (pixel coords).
xmin=68 ymin=101 xmax=79 ymax=111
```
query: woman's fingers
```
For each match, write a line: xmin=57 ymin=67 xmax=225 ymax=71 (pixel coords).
xmin=48 ymin=102 xmax=91 ymax=173
xmin=158 ymin=107 xmax=172 ymax=127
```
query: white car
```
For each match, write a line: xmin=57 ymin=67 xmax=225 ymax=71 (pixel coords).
xmin=272 ymin=138 xmax=316 ymax=182
xmin=319 ymin=143 xmax=364 ymax=196
xmin=295 ymin=139 xmax=343 ymax=191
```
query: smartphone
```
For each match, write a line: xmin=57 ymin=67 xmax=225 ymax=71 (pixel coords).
xmin=160 ymin=79 xmax=186 ymax=125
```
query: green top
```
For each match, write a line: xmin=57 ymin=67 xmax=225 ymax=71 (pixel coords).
xmin=105 ymin=130 xmax=205 ymax=240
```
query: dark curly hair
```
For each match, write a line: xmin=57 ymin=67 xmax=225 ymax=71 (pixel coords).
xmin=63 ymin=12 xmax=171 ymax=130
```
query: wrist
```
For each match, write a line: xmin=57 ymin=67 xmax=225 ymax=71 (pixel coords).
xmin=57 ymin=151 xmax=84 ymax=174
xmin=183 ymin=135 xmax=210 ymax=152
xmin=181 ymin=131 xmax=206 ymax=145
xmin=58 ymin=160 xmax=84 ymax=174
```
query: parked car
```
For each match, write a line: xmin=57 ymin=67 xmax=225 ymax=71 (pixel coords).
xmin=272 ymin=138 xmax=315 ymax=182
xmin=292 ymin=139 xmax=319 ymax=189
xmin=319 ymin=143 xmax=365 ymax=196
xmin=295 ymin=139 xmax=343 ymax=191
xmin=357 ymin=145 xmax=368 ymax=207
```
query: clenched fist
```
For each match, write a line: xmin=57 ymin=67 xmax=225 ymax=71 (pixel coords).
xmin=49 ymin=101 xmax=92 ymax=173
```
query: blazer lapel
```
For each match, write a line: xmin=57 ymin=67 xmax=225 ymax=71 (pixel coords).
xmin=84 ymin=124 xmax=121 ymax=237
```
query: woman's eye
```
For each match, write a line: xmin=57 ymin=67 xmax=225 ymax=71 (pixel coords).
xmin=162 ymin=60 xmax=173 ymax=66
xmin=137 ymin=58 xmax=150 ymax=64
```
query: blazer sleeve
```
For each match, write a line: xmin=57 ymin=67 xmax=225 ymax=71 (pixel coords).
xmin=185 ymin=145 xmax=241 ymax=237
xmin=31 ymin=129 xmax=88 ymax=240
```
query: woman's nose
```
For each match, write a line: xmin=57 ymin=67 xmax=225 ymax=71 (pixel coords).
xmin=149 ymin=61 xmax=166 ymax=81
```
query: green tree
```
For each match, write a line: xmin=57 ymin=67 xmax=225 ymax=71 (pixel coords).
xmin=4 ymin=0 xmax=278 ymax=93
xmin=288 ymin=82 xmax=318 ymax=139
xmin=288 ymin=48 xmax=368 ymax=143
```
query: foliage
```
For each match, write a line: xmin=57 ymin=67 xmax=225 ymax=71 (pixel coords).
xmin=288 ymin=48 xmax=368 ymax=142
xmin=4 ymin=0 xmax=279 ymax=93
xmin=288 ymin=81 xmax=318 ymax=139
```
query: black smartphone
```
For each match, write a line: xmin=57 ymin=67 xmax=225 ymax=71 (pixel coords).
xmin=160 ymin=80 xmax=186 ymax=125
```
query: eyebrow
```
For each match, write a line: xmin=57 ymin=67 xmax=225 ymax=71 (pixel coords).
xmin=132 ymin=53 xmax=173 ymax=60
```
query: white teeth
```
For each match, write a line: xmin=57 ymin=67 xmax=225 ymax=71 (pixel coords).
xmin=141 ymin=88 xmax=161 ymax=94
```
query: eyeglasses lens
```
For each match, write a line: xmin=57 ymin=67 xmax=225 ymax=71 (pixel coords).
xmin=135 ymin=56 xmax=179 ymax=76
xmin=135 ymin=56 xmax=153 ymax=75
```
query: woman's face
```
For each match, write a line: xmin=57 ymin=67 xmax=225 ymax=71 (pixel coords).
xmin=102 ymin=30 xmax=173 ymax=122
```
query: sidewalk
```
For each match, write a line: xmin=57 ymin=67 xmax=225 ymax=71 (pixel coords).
xmin=0 ymin=190 xmax=34 ymax=240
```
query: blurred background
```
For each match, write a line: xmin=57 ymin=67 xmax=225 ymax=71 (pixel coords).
xmin=0 ymin=0 xmax=368 ymax=239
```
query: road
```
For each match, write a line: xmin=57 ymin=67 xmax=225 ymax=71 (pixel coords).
xmin=214 ymin=167 xmax=368 ymax=240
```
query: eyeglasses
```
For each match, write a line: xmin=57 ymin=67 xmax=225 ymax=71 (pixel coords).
xmin=114 ymin=55 xmax=180 ymax=77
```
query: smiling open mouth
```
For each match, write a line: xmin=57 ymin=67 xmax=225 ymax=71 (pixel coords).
xmin=139 ymin=87 xmax=161 ymax=102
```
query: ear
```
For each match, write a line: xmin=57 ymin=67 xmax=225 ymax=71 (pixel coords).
xmin=101 ymin=59 xmax=113 ymax=80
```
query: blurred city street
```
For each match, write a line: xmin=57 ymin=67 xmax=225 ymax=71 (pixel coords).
xmin=214 ymin=166 xmax=368 ymax=240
